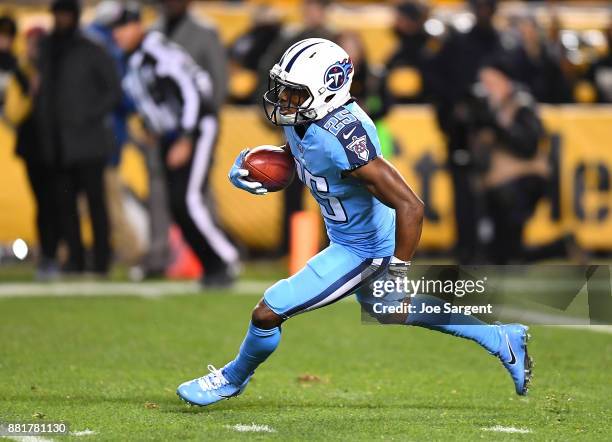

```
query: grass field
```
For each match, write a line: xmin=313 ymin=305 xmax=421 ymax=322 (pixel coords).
xmin=1 ymin=286 xmax=611 ymax=441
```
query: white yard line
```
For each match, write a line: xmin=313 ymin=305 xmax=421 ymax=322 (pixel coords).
xmin=5 ymin=437 xmax=55 ymax=442
xmin=550 ymin=324 xmax=612 ymax=334
xmin=482 ymin=425 xmax=532 ymax=434
xmin=71 ymin=430 xmax=95 ymax=437
xmin=0 ymin=280 xmax=272 ymax=298
xmin=499 ymin=307 xmax=612 ymax=334
xmin=226 ymin=423 xmax=276 ymax=433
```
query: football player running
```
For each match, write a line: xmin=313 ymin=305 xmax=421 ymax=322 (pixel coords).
xmin=177 ymin=38 xmax=532 ymax=406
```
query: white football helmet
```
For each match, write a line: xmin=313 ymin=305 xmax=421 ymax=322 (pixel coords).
xmin=263 ymin=38 xmax=354 ymax=126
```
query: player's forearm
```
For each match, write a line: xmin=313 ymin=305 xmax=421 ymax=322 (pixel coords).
xmin=351 ymin=157 xmax=424 ymax=261
xmin=393 ymin=199 xmax=424 ymax=261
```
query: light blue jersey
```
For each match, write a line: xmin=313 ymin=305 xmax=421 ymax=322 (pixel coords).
xmin=283 ymin=101 xmax=396 ymax=259
xmin=263 ymin=101 xmax=395 ymax=319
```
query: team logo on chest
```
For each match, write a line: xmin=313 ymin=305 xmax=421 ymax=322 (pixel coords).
xmin=346 ymin=135 xmax=369 ymax=162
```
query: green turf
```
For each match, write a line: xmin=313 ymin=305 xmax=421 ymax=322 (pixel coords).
xmin=0 ymin=292 xmax=610 ymax=441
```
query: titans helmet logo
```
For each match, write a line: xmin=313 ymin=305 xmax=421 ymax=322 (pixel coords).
xmin=324 ymin=59 xmax=353 ymax=91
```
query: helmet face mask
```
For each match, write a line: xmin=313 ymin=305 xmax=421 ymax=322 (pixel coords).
xmin=263 ymin=74 xmax=316 ymax=126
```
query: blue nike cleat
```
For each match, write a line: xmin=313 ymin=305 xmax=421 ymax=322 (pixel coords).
xmin=496 ymin=323 xmax=533 ymax=396
xmin=176 ymin=364 xmax=251 ymax=407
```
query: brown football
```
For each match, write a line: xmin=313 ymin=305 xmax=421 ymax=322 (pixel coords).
xmin=242 ymin=145 xmax=295 ymax=192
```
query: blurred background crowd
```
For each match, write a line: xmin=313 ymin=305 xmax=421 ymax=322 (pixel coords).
xmin=0 ymin=0 xmax=611 ymax=284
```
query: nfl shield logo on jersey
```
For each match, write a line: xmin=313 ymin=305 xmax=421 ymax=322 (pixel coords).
xmin=346 ymin=135 xmax=369 ymax=162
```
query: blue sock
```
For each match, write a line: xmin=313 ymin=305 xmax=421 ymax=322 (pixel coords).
xmin=223 ymin=322 xmax=281 ymax=385
xmin=405 ymin=295 xmax=501 ymax=354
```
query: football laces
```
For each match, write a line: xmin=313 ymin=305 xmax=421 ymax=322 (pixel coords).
xmin=197 ymin=365 xmax=229 ymax=390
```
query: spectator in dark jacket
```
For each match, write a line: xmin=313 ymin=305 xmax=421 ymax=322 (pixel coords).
xmin=383 ymin=1 xmax=441 ymax=104
xmin=3 ymin=26 xmax=62 ymax=280
xmin=35 ymin=0 xmax=121 ymax=275
xmin=511 ymin=15 xmax=572 ymax=103
xmin=433 ymin=0 xmax=507 ymax=120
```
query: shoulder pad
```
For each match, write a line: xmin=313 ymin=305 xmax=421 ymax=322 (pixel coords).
xmin=316 ymin=108 xmax=378 ymax=169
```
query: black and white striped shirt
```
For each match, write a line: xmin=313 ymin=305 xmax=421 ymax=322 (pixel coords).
xmin=123 ymin=31 xmax=214 ymax=137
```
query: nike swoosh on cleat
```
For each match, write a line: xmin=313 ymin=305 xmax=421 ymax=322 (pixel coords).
xmin=505 ymin=334 xmax=517 ymax=365
xmin=342 ymin=127 xmax=356 ymax=139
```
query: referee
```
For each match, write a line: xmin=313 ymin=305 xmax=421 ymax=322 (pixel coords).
xmin=109 ymin=3 xmax=239 ymax=287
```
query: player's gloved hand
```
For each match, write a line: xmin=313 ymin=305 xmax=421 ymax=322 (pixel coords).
xmin=228 ymin=149 xmax=268 ymax=195
xmin=387 ymin=256 xmax=411 ymax=279
xmin=358 ymin=256 xmax=411 ymax=324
